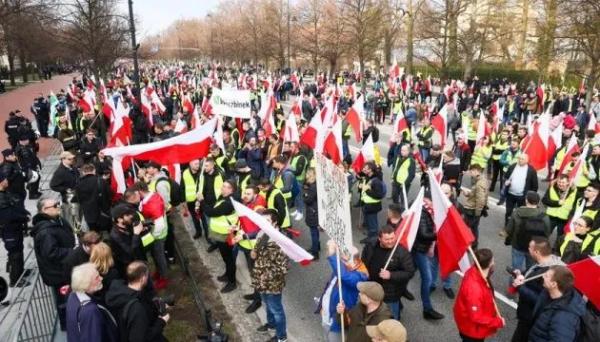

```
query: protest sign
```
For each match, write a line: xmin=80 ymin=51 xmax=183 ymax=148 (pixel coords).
xmin=209 ymin=88 xmax=252 ymax=118
xmin=315 ymin=153 xmax=353 ymax=257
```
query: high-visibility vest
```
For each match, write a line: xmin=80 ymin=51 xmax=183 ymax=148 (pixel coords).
xmin=238 ymin=232 xmax=257 ymax=250
xmin=267 ymin=189 xmax=290 ymax=228
xmin=553 ymin=147 xmax=568 ymax=171
xmin=417 ymin=127 xmax=433 ymax=147
xmin=182 ymin=169 xmax=201 ymax=203
xmin=502 ymin=150 xmax=520 ymax=172
xmin=149 ymin=178 xmax=171 ymax=210
xmin=393 ymin=157 xmax=412 ymax=185
xmin=564 ymin=162 xmax=591 ymax=189
xmin=393 ymin=101 xmax=403 ymax=114
xmin=576 ymin=198 xmax=599 ymax=222
xmin=237 ymin=173 xmax=252 ymax=194
xmin=199 ymin=171 xmax=224 ymax=200
xmin=209 ymin=199 xmax=238 ymax=235
xmin=560 ymin=231 xmax=600 ymax=257
xmin=309 ymin=158 xmax=316 ymax=168
xmin=360 ymin=178 xmax=381 ymax=204
xmin=343 ymin=122 xmax=353 ymax=139
xmin=470 ymin=145 xmax=492 ymax=169
xmin=546 ymin=186 xmax=577 ymax=220
xmin=559 ymin=232 xmax=578 ymax=256
xmin=492 ymin=140 xmax=508 ymax=161
xmin=290 ymin=155 xmax=307 ymax=183
xmin=274 ymin=172 xmax=292 ymax=200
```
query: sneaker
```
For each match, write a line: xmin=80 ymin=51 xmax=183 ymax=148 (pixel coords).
xmin=207 ymin=244 xmax=218 ymax=253
xmin=243 ymin=293 xmax=256 ymax=301
xmin=193 ymin=231 xmax=202 ymax=239
xmin=217 ymin=273 xmax=228 ymax=283
xmin=295 ymin=213 xmax=304 ymax=221
xmin=257 ymin=323 xmax=275 ymax=332
xmin=220 ymin=282 xmax=237 ymax=293
xmin=423 ymin=309 xmax=445 ymax=320
xmin=402 ymin=290 xmax=415 ymax=301
xmin=154 ymin=277 xmax=169 ymax=290
xmin=497 ymin=199 xmax=505 ymax=205
xmin=443 ymin=288 xmax=455 ymax=299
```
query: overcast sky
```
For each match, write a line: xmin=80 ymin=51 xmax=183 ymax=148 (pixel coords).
xmin=119 ymin=0 xmax=220 ymax=39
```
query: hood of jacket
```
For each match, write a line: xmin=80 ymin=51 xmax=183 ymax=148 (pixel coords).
xmin=514 ymin=206 xmax=545 ymax=219
xmin=105 ymin=279 xmax=140 ymax=310
xmin=547 ymin=289 xmax=586 ymax=318
xmin=31 ymin=213 xmax=61 ymax=236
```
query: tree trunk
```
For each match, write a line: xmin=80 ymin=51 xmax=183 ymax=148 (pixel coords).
xmin=447 ymin=0 xmax=459 ymax=65
xmin=383 ymin=31 xmax=393 ymax=69
xmin=7 ymin=50 xmax=16 ymax=86
xmin=515 ymin=0 xmax=529 ymax=69
xmin=586 ymin=64 xmax=598 ymax=108
xmin=536 ymin=0 xmax=558 ymax=80
xmin=328 ymin=59 xmax=337 ymax=80
xmin=406 ymin=0 xmax=415 ymax=75
xmin=19 ymin=52 xmax=28 ymax=83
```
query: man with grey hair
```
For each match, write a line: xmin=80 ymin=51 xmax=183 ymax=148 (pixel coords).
xmin=31 ymin=195 xmax=76 ymax=330
xmin=66 ymin=263 xmax=118 ymax=342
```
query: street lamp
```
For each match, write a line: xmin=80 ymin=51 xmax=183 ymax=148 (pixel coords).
xmin=127 ymin=0 xmax=141 ymax=105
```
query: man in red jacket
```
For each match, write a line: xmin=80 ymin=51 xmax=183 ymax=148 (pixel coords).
xmin=453 ymin=248 xmax=505 ymax=341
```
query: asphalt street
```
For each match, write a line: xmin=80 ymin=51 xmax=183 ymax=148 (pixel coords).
xmin=268 ymin=102 xmax=556 ymax=342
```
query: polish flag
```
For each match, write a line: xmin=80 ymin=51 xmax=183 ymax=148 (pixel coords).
xmin=523 ymin=113 xmax=551 ymax=171
xmin=99 ymin=78 xmax=115 ymax=121
xmin=395 ymin=187 xmax=424 ymax=251
xmin=191 ymin=105 xmax=202 ymax=129
xmin=78 ymin=95 xmax=93 ymax=113
xmin=565 ymin=198 xmax=585 ymax=234
xmin=290 ymin=72 xmax=300 ymax=90
xmin=283 ymin=113 xmax=300 ymax=144
xmin=214 ymin=115 xmax=226 ymax=151
xmin=431 ymin=104 xmax=448 ymax=147
xmin=557 ymin=135 xmax=581 ymax=175
xmin=588 ymin=113 xmax=600 ymax=134
xmin=547 ymin=124 xmax=563 ymax=161
xmin=536 ymin=85 xmax=545 ymax=113
xmin=232 ymin=199 xmax=313 ymax=265
xmin=345 ymin=95 xmax=364 ymax=142
xmin=259 ymin=92 xmax=277 ymax=136
xmin=290 ymin=96 xmax=302 ymax=119
xmin=182 ymin=93 xmax=194 ymax=114
xmin=567 ymin=255 xmax=600 ymax=309
xmin=389 ymin=59 xmax=401 ymax=79
xmin=428 ymin=170 xmax=474 ymax=278
xmin=393 ymin=106 xmax=409 ymax=136
xmin=102 ymin=117 xmax=217 ymax=193
xmin=140 ymin=90 xmax=154 ymax=127
xmin=351 ymin=134 xmax=375 ymax=173
xmin=108 ymin=100 xmax=132 ymax=147
xmin=164 ymin=163 xmax=181 ymax=184
xmin=201 ymin=95 xmax=213 ymax=117
xmin=174 ymin=118 xmax=188 ymax=134
xmin=567 ymin=144 xmax=590 ymax=186
xmin=475 ymin=110 xmax=489 ymax=145
xmin=300 ymin=107 xmax=324 ymax=149
xmin=321 ymin=118 xmax=343 ymax=165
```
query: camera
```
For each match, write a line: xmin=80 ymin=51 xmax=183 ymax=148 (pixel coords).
xmin=132 ymin=217 xmax=154 ymax=230
xmin=506 ymin=266 xmax=519 ymax=278
xmin=153 ymin=294 xmax=175 ymax=316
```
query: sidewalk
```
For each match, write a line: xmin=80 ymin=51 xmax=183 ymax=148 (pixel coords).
xmin=0 ymin=74 xmax=77 ymax=157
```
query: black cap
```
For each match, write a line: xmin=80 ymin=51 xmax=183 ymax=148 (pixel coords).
xmin=111 ymin=204 xmax=136 ymax=221
xmin=1 ymin=149 xmax=14 ymax=158
xmin=234 ymin=159 xmax=249 ymax=170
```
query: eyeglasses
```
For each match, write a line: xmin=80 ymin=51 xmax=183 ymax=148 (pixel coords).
xmin=43 ymin=202 xmax=60 ymax=210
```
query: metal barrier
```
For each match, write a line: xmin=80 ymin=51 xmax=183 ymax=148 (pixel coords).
xmin=0 ymin=250 xmax=57 ymax=342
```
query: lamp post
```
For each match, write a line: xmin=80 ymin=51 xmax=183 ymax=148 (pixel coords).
xmin=127 ymin=0 xmax=141 ymax=105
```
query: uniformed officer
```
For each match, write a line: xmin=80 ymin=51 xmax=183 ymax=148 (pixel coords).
xmin=15 ymin=134 xmax=42 ymax=199
xmin=0 ymin=149 xmax=27 ymax=207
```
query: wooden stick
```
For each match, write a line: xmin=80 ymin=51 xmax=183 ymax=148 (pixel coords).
xmin=467 ymin=246 xmax=503 ymax=318
xmin=401 ymin=183 xmax=409 ymax=210
xmin=383 ymin=217 xmax=410 ymax=271
xmin=521 ymin=272 xmax=545 ymax=284
xmin=336 ymin=247 xmax=345 ymax=342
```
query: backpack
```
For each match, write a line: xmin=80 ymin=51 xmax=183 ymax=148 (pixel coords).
xmin=514 ymin=211 xmax=547 ymax=250
xmin=157 ymin=177 xmax=185 ymax=207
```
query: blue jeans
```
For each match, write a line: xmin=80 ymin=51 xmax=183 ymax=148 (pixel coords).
xmin=420 ymin=148 xmax=430 ymax=162
xmin=385 ymin=300 xmax=403 ymax=320
xmin=294 ymin=187 xmax=304 ymax=212
xmin=430 ymin=254 xmax=453 ymax=289
xmin=342 ymin=140 xmax=349 ymax=159
xmin=309 ymin=226 xmax=320 ymax=254
xmin=413 ymin=251 xmax=434 ymax=311
xmin=512 ymin=248 xmax=533 ymax=273
xmin=363 ymin=209 xmax=379 ymax=238
xmin=261 ymin=293 xmax=287 ymax=339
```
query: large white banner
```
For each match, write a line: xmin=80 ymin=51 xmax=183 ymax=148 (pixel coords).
xmin=315 ymin=153 xmax=354 ymax=257
xmin=209 ymin=88 xmax=252 ymax=118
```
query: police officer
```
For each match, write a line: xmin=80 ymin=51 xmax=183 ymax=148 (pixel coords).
xmin=15 ymin=134 xmax=42 ymax=199
xmin=31 ymin=95 xmax=50 ymax=138
xmin=4 ymin=111 xmax=22 ymax=148
xmin=1 ymin=148 xmax=27 ymax=206
xmin=0 ymin=171 xmax=30 ymax=287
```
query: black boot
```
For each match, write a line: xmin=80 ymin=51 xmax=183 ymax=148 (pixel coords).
xmin=245 ymin=298 xmax=262 ymax=313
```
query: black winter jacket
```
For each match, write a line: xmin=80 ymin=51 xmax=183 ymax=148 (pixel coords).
xmin=50 ymin=163 xmax=79 ymax=199
xmin=31 ymin=213 xmax=76 ymax=286
xmin=529 ymin=289 xmax=585 ymax=342
xmin=105 ymin=280 xmax=166 ymax=342
xmin=303 ymin=181 xmax=318 ymax=228
xmin=109 ymin=226 xmax=145 ymax=278
xmin=74 ymin=174 xmax=112 ymax=229
xmin=0 ymin=160 xmax=26 ymax=195
xmin=0 ymin=191 xmax=29 ymax=250
xmin=361 ymin=241 xmax=415 ymax=301
xmin=505 ymin=164 xmax=538 ymax=194
xmin=412 ymin=209 xmax=436 ymax=253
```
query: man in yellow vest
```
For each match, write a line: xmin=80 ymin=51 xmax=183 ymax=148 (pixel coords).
xmin=417 ymin=118 xmax=433 ymax=162
xmin=258 ymin=178 xmax=291 ymax=232
xmin=289 ymin=143 xmax=308 ymax=220
xmin=391 ymin=144 xmax=415 ymax=209
xmin=542 ymin=175 xmax=577 ymax=246
xmin=490 ymin=130 xmax=509 ymax=192
xmin=203 ymin=179 xmax=239 ymax=293
xmin=181 ymin=159 xmax=203 ymax=239
xmin=197 ymin=157 xmax=225 ymax=253
xmin=234 ymin=159 xmax=256 ymax=196
xmin=358 ymin=162 xmax=386 ymax=243
xmin=271 ymin=155 xmax=295 ymax=211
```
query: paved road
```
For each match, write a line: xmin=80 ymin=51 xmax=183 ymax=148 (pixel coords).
xmin=259 ymin=102 xmax=557 ymax=342
xmin=0 ymin=74 xmax=76 ymax=157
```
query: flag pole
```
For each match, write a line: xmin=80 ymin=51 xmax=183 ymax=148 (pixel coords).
xmin=336 ymin=247 xmax=346 ymax=342
xmin=383 ymin=217 xmax=411 ymax=271
xmin=467 ymin=246 xmax=502 ymax=317
xmin=401 ymin=184 xmax=409 ymax=211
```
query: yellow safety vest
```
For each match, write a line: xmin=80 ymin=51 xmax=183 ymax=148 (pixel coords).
xmin=290 ymin=155 xmax=307 ymax=183
xmin=502 ymin=150 xmax=520 ymax=172
xmin=417 ymin=126 xmax=433 ymax=147
xmin=209 ymin=199 xmax=238 ymax=235
xmin=576 ymin=198 xmax=599 ymax=222
xmin=553 ymin=147 xmax=568 ymax=171
xmin=238 ymin=173 xmax=252 ymax=194
xmin=471 ymin=145 xmax=492 ymax=169
xmin=148 ymin=178 xmax=171 ymax=211
xmin=198 ymin=171 xmax=224 ymax=200
xmin=492 ymin=140 xmax=508 ymax=161
xmin=560 ymin=231 xmax=600 ymax=257
xmin=393 ymin=157 xmax=412 ymax=185
xmin=267 ymin=189 xmax=290 ymax=228
xmin=238 ymin=231 xmax=257 ymax=250
xmin=360 ymin=178 xmax=381 ymax=204
xmin=546 ymin=186 xmax=577 ymax=220
xmin=182 ymin=169 xmax=201 ymax=203
xmin=343 ymin=122 xmax=353 ymax=139
xmin=274 ymin=172 xmax=292 ymax=200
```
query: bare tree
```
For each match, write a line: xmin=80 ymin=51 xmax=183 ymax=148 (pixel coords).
xmin=342 ymin=0 xmax=382 ymax=74
xmin=296 ymin=0 xmax=325 ymax=72
xmin=534 ymin=0 xmax=560 ymax=80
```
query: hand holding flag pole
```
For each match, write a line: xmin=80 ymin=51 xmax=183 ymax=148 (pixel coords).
xmin=467 ymin=246 xmax=503 ymax=318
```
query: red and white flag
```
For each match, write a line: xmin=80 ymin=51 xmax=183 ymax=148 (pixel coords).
xmin=108 ymin=100 xmax=132 ymax=147
xmin=182 ymin=93 xmax=194 ymax=114
xmin=321 ymin=118 xmax=343 ymax=165
xmin=567 ymin=143 xmax=590 ymax=186
xmin=547 ymin=124 xmax=563 ymax=162
xmin=351 ymin=134 xmax=375 ymax=173
xmin=567 ymin=255 xmax=600 ymax=309
xmin=557 ymin=135 xmax=581 ymax=175
xmin=393 ymin=106 xmax=409 ymax=136
xmin=588 ymin=113 xmax=600 ymax=135
xmin=345 ymin=95 xmax=364 ymax=142
xmin=103 ymin=117 xmax=217 ymax=193
xmin=523 ymin=113 xmax=551 ymax=171
xmin=283 ymin=113 xmax=300 ymax=144
xmin=475 ymin=110 xmax=488 ymax=144
xmin=299 ymin=109 xmax=324 ymax=149
xmin=232 ymin=199 xmax=313 ymax=265
xmin=431 ymin=104 xmax=448 ymax=147
xmin=395 ymin=187 xmax=424 ymax=251
xmin=428 ymin=170 xmax=474 ymax=278
xmin=290 ymin=96 xmax=302 ymax=119
xmin=259 ymin=91 xmax=277 ymax=136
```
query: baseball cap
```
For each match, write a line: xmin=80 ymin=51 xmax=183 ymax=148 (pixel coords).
xmin=357 ymin=281 xmax=385 ymax=302
xmin=111 ymin=204 xmax=136 ymax=221
xmin=366 ymin=320 xmax=407 ymax=342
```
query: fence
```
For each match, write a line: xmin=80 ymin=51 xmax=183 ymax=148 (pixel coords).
xmin=0 ymin=251 xmax=57 ymax=342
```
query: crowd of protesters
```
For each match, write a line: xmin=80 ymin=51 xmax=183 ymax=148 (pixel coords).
xmin=1 ymin=61 xmax=599 ymax=342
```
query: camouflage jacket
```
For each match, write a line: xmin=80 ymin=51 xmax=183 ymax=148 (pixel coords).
xmin=251 ymin=235 xmax=289 ymax=294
